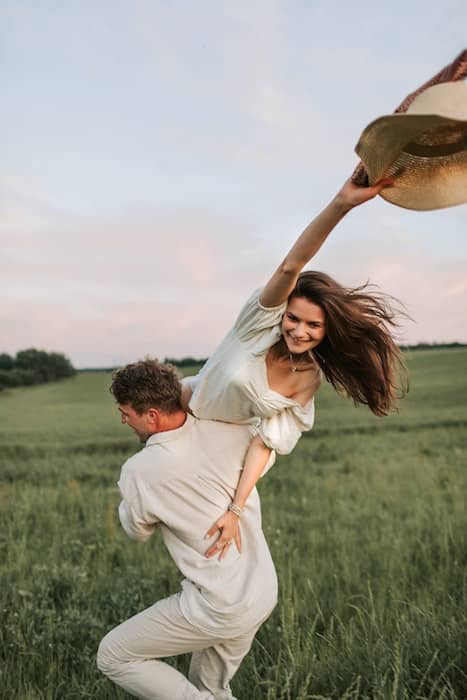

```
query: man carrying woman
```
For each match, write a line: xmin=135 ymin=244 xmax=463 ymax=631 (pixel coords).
xmin=98 ymin=358 xmax=277 ymax=700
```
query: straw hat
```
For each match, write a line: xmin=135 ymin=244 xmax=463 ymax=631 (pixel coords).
xmin=355 ymin=82 xmax=467 ymax=210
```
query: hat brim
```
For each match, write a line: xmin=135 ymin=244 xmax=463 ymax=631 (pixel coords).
xmin=355 ymin=114 xmax=467 ymax=210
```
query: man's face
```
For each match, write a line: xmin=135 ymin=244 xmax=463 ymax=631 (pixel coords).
xmin=118 ymin=404 xmax=152 ymax=442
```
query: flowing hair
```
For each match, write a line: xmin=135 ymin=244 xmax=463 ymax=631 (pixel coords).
xmin=287 ymin=271 xmax=408 ymax=416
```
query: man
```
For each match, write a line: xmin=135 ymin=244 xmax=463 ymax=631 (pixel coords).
xmin=97 ymin=358 xmax=277 ymax=700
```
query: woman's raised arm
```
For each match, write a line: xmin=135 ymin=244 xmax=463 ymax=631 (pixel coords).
xmin=260 ymin=178 xmax=391 ymax=308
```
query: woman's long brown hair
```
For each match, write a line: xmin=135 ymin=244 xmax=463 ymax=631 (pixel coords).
xmin=287 ymin=271 xmax=408 ymax=416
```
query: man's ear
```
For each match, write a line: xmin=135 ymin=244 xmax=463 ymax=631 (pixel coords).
xmin=146 ymin=407 xmax=160 ymax=427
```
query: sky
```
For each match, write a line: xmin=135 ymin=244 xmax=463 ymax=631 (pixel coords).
xmin=2 ymin=1 xmax=467 ymax=368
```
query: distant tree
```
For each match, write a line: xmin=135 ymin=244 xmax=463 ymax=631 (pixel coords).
xmin=0 ymin=348 xmax=76 ymax=390
xmin=15 ymin=348 xmax=50 ymax=381
xmin=0 ymin=368 xmax=39 ymax=389
xmin=399 ymin=342 xmax=467 ymax=351
xmin=0 ymin=370 xmax=13 ymax=389
xmin=46 ymin=352 xmax=76 ymax=380
xmin=10 ymin=368 xmax=39 ymax=386
xmin=15 ymin=348 xmax=76 ymax=381
xmin=164 ymin=356 xmax=207 ymax=367
xmin=0 ymin=353 xmax=14 ymax=370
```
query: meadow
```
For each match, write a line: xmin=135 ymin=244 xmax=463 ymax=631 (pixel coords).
xmin=0 ymin=348 xmax=466 ymax=700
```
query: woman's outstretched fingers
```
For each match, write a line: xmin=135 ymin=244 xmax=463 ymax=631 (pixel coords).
xmin=374 ymin=177 xmax=394 ymax=190
xmin=204 ymin=520 xmax=221 ymax=558
xmin=219 ymin=539 xmax=233 ymax=561
xmin=204 ymin=535 xmax=222 ymax=558
xmin=205 ymin=534 xmax=230 ymax=559
xmin=204 ymin=523 xmax=220 ymax=540
xmin=204 ymin=510 xmax=241 ymax=558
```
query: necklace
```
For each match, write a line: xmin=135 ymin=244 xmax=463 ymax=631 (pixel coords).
xmin=288 ymin=350 xmax=318 ymax=373
xmin=288 ymin=352 xmax=299 ymax=372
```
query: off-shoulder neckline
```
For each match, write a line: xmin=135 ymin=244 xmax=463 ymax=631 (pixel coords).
xmin=259 ymin=351 xmax=315 ymax=413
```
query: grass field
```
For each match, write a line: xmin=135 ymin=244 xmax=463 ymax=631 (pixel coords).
xmin=1 ymin=349 xmax=466 ymax=699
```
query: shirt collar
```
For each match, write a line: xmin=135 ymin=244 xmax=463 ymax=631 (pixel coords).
xmin=145 ymin=413 xmax=194 ymax=446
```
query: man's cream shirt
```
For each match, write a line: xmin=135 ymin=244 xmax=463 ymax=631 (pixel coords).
xmin=118 ymin=414 xmax=278 ymax=638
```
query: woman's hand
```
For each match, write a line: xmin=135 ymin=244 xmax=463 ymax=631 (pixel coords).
xmin=334 ymin=177 xmax=393 ymax=213
xmin=204 ymin=510 xmax=241 ymax=560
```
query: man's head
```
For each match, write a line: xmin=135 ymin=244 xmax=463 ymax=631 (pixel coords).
xmin=110 ymin=358 xmax=184 ymax=441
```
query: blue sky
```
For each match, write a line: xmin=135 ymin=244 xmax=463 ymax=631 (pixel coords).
xmin=2 ymin=1 xmax=466 ymax=367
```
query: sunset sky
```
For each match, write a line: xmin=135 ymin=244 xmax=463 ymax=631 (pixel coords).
xmin=3 ymin=1 xmax=467 ymax=368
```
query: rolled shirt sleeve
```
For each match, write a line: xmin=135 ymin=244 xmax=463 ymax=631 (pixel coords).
xmin=118 ymin=459 xmax=161 ymax=542
xmin=118 ymin=500 xmax=158 ymax=542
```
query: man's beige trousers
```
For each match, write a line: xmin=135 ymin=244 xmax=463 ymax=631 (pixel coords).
xmin=97 ymin=592 xmax=261 ymax=700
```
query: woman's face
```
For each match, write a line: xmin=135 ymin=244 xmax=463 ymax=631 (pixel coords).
xmin=281 ymin=296 xmax=326 ymax=354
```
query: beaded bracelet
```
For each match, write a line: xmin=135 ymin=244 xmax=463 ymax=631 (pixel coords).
xmin=227 ymin=503 xmax=243 ymax=518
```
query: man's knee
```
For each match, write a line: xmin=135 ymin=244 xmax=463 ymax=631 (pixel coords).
xmin=96 ymin=629 xmax=121 ymax=678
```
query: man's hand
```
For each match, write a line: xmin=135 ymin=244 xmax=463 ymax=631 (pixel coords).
xmin=204 ymin=510 xmax=242 ymax=560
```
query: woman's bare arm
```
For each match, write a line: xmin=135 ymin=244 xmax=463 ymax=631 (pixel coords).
xmin=260 ymin=178 xmax=391 ymax=308
xmin=204 ymin=435 xmax=272 ymax=559
xmin=232 ymin=435 xmax=272 ymax=509
xmin=180 ymin=381 xmax=193 ymax=413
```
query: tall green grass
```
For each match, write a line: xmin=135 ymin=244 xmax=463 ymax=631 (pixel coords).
xmin=0 ymin=349 xmax=466 ymax=699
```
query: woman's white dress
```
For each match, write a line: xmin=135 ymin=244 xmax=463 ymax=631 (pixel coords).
xmin=185 ymin=289 xmax=318 ymax=456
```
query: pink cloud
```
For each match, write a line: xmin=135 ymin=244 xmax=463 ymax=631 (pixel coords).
xmin=2 ymin=173 xmax=467 ymax=367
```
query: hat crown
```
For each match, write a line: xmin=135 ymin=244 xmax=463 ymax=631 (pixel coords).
xmin=406 ymin=81 xmax=467 ymax=120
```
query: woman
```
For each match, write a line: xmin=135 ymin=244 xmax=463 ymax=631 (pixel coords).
xmin=181 ymin=176 xmax=405 ymax=558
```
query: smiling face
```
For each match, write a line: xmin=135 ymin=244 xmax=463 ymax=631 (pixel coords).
xmin=281 ymin=296 xmax=326 ymax=354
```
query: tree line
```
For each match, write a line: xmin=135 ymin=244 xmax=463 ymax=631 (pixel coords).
xmin=0 ymin=349 xmax=76 ymax=391
xmin=163 ymin=356 xmax=208 ymax=368
xmin=400 ymin=342 xmax=466 ymax=351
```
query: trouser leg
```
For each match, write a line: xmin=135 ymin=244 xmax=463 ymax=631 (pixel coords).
xmin=189 ymin=627 xmax=258 ymax=700
xmin=97 ymin=593 xmax=215 ymax=700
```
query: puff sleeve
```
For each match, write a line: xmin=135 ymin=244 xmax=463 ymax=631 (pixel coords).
xmin=233 ymin=289 xmax=287 ymax=341
xmin=257 ymin=400 xmax=315 ymax=455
